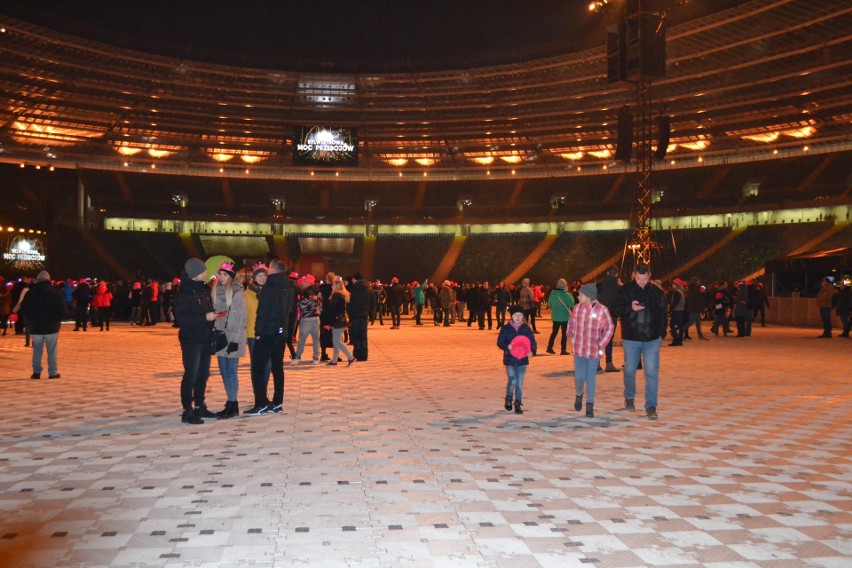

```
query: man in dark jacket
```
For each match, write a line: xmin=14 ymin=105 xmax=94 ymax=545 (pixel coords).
xmin=385 ymin=277 xmax=405 ymax=329
xmin=20 ymin=271 xmax=64 ymax=379
xmin=72 ymin=278 xmax=91 ymax=331
xmin=245 ymin=259 xmax=294 ymax=415
xmin=612 ymin=263 xmax=668 ymax=420
xmin=174 ymin=258 xmax=218 ymax=424
xmin=596 ymin=266 xmax=621 ymax=371
xmin=348 ymin=273 xmax=370 ymax=361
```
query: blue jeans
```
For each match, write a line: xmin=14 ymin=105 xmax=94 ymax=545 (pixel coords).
xmin=31 ymin=333 xmax=58 ymax=376
xmin=295 ymin=317 xmax=320 ymax=361
xmin=217 ymin=356 xmax=239 ymax=401
xmin=505 ymin=364 xmax=527 ymax=401
xmin=574 ymin=356 xmax=598 ymax=404
xmin=622 ymin=337 xmax=661 ymax=409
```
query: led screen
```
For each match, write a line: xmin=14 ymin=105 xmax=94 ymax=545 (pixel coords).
xmin=292 ymin=126 xmax=358 ymax=166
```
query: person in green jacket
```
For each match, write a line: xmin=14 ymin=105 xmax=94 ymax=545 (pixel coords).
xmin=546 ymin=278 xmax=575 ymax=354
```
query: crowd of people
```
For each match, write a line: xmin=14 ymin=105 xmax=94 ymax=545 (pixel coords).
xmin=2 ymin=261 xmax=849 ymax=425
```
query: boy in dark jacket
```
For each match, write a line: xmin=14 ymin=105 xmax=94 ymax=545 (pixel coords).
xmin=497 ymin=306 xmax=537 ymax=414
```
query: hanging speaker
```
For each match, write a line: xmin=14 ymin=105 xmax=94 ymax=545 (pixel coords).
xmin=654 ymin=115 xmax=671 ymax=161
xmin=615 ymin=106 xmax=633 ymax=163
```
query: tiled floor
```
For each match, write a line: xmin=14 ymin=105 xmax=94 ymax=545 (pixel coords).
xmin=0 ymin=318 xmax=849 ymax=567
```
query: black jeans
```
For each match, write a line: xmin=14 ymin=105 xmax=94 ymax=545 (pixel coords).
xmin=548 ymin=320 xmax=568 ymax=352
xmin=250 ymin=333 xmax=285 ymax=407
xmin=414 ymin=304 xmax=424 ymax=324
xmin=350 ymin=316 xmax=368 ymax=361
xmin=390 ymin=305 xmax=401 ymax=327
xmin=180 ymin=339 xmax=211 ymax=411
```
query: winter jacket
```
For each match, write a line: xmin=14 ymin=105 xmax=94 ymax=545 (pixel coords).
xmin=348 ymin=279 xmax=370 ymax=317
xmin=91 ymin=282 xmax=113 ymax=309
xmin=547 ymin=287 xmax=574 ymax=322
xmin=255 ymin=272 xmax=294 ymax=337
xmin=19 ymin=280 xmax=65 ymax=335
xmin=612 ymin=281 xmax=667 ymax=342
xmin=174 ymin=278 xmax=214 ymax=345
xmin=212 ymin=283 xmax=247 ymax=358
xmin=497 ymin=322 xmax=537 ymax=366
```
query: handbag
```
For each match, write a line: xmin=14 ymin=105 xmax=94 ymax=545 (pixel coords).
xmin=211 ymin=329 xmax=228 ymax=352
xmin=334 ymin=312 xmax=349 ymax=328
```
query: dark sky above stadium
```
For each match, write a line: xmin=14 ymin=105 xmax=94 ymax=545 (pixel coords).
xmin=2 ymin=0 xmax=736 ymax=72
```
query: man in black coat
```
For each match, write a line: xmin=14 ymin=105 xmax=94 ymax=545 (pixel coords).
xmin=72 ymin=278 xmax=91 ymax=331
xmin=348 ymin=273 xmax=370 ymax=361
xmin=596 ymin=266 xmax=621 ymax=371
xmin=245 ymin=259 xmax=294 ymax=415
xmin=20 ymin=271 xmax=64 ymax=380
xmin=612 ymin=264 xmax=668 ymax=420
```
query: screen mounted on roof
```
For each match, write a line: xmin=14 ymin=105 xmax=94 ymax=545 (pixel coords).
xmin=293 ymin=126 xmax=358 ymax=167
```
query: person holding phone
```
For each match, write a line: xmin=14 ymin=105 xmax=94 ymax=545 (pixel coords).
xmin=174 ymin=258 xmax=220 ymax=425
xmin=612 ymin=263 xmax=668 ymax=420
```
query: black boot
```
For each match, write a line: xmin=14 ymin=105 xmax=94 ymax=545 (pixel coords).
xmin=514 ymin=400 xmax=523 ymax=414
xmin=504 ymin=396 xmax=513 ymax=411
xmin=624 ymin=398 xmax=635 ymax=411
xmin=196 ymin=405 xmax=218 ymax=419
xmin=216 ymin=401 xmax=233 ymax=419
xmin=229 ymin=401 xmax=239 ymax=417
xmin=181 ymin=409 xmax=203 ymax=425
xmin=574 ymin=394 xmax=583 ymax=411
xmin=585 ymin=403 xmax=594 ymax=418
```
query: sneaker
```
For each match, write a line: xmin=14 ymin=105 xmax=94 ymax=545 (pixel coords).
xmin=243 ymin=405 xmax=269 ymax=416
xmin=604 ymin=363 xmax=619 ymax=373
xmin=269 ymin=404 xmax=283 ymax=414
xmin=48 ymin=374 xmax=61 ymax=379
xmin=646 ymin=407 xmax=658 ymax=420
xmin=290 ymin=358 xmax=301 ymax=365
xmin=311 ymin=359 xmax=320 ymax=365
xmin=346 ymin=358 xmax=356 ymax=367
xmin=545 ymin=348 xmax=556 ymax=354
xmin=327 ymin=361 xmax=337 ymax=366
xmin=30 ymin=373 xmax=40 ymax=380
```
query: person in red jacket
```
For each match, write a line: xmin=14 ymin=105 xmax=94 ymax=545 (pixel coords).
xmin=91 ymin=280 xmax=113 ymax=331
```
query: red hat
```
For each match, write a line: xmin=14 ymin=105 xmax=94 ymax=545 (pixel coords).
xmin=508 ymin=336 xmax=532 ymax=359
xmin=288 ymin=271 xmax=299 ymax=279
xmin=715 ymin=292 xmax=724 ymax=299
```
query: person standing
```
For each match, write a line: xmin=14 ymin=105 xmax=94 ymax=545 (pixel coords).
xmin=292 ymin=275 xmax=321 ymax=365
xmin=567 ymin=283 xmax=614 ymax=418
xmin=835 ymin=279 xmax=850 ymax=338
xmin=0 ymin=280 xmax=12 ymax=337
xmin=326 ymin=278 xmax=356 ymax=366
xmin=348 ymin=273 xmax=370 ymax=360
xmin=497 ymin=306 xmax=537 ymax=414
xmin=518 ymin=278 xmax=538 ymax=333
xmin=174 ymin=258 xmax=220 ymax=424
xmin=91 ymin=280 xmax=113 ymax=331
xmin=245 ymin=259 xmax=294 ymax=415
xmin=546 ymin=278 xmax=574 ymax=354
xmin=385 ymin=277 xmax=404 ymax=329
xmin=683 ymin=278 xmax=709 ymax=340
xmin=245 ymin=263 xmax=271 ymax=402
xmin=20 ymin=271 xmax=64 ymax=380
xmin=612 ymin=264 xmax=667 ymax=420
xmin=412 ymin=280 xmax=425 ymax=326
xmin=72 ymin=278 xmax=91 ymax=331
xmin=495 ymin=282 xmax=511 ymax=327
xmin=667 ymin=279 xmax=686 ymax=346
xmin=596 ymin=266 xmax=621 ymax=371
xmin=211 ymin=261 xmax=247 ymax=419
xmin=816 ymin=277 xmax=837 ymax=338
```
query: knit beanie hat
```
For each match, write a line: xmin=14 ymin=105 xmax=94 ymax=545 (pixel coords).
xmin=36 ymin=270 xmax=51 ymax=282
xmin=184 ymin=258 xmax=206 ymax=280
xmin=579 ymin=283 xmax=598 ymax=301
